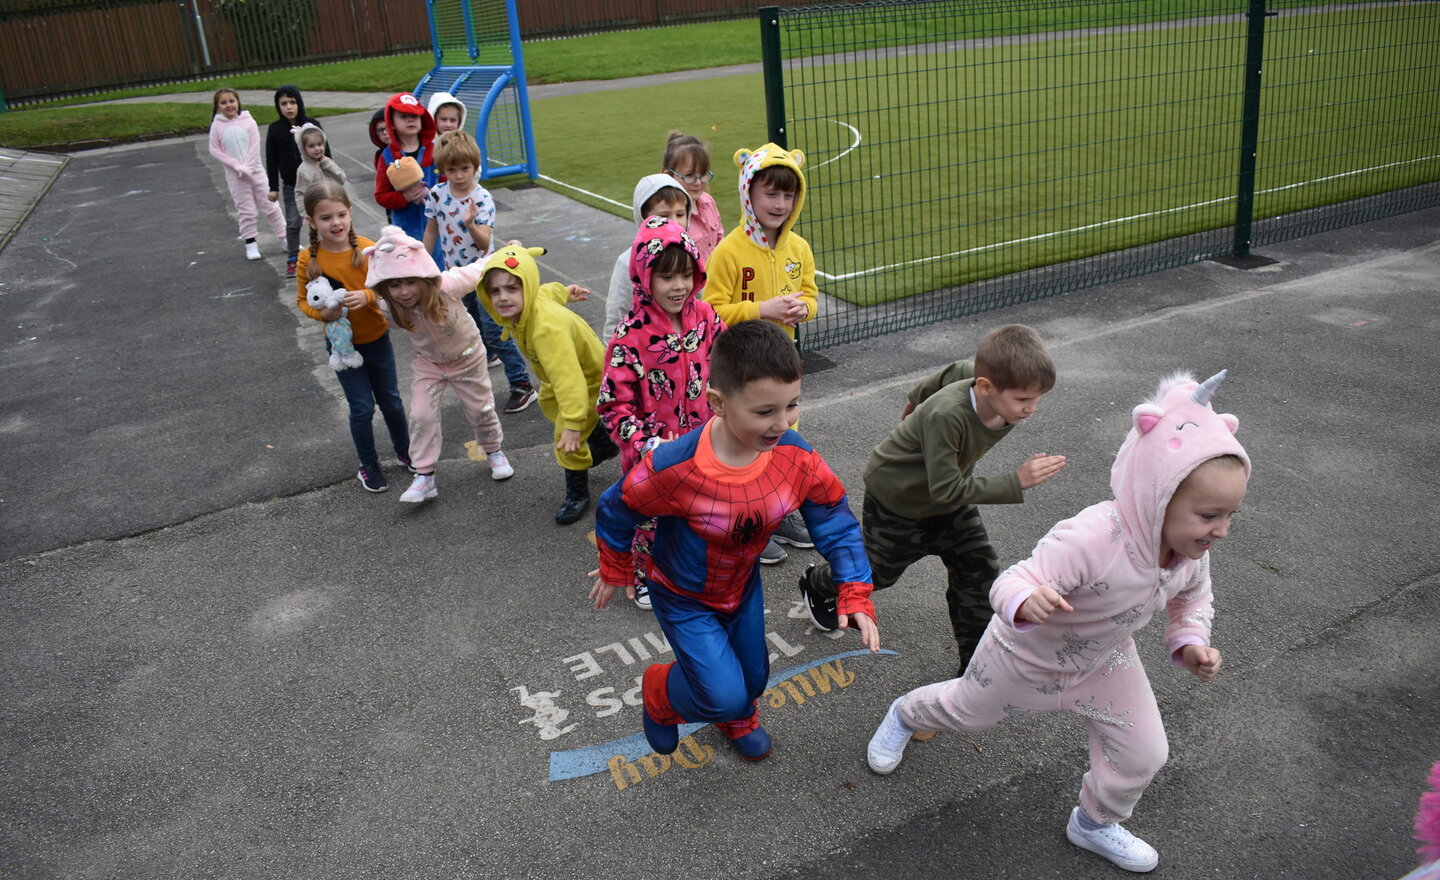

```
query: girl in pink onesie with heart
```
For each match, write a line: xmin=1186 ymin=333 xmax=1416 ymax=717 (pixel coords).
xmin=866 ymin=370 xmax=1251 ymax=875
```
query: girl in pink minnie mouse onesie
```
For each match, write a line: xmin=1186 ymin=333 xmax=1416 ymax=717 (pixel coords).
xmin=365 ymin=225 xmax=513 ymax=503
xmin=865 ymin=370 xmax=1251 ymax=875
xmin=596 ymin=216 xmax=725 ymax=609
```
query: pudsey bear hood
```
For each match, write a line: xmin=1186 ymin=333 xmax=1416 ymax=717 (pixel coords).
xmin=1110 ymin=370 xmax=1251 ymax=569
xmin=733 ymin=142 xmax=806 ymax=249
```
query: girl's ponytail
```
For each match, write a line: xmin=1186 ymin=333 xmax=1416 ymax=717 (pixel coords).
xmin=305 ymin=224 xmax=322 ymax=281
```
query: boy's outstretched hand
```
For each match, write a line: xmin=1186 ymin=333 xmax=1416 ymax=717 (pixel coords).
xmin=1018 ymin=452 xmax=1067 ymax=489
xmin=587 ymin=568 xmax=635 ymax=609
xmin=1018 ymin=584 xmax=1073 ymax=625
xmin=566 ymin=285 xmax=591 ymax=303
xmin=1181 ymin=644 xmax=1223 ymax=681
xmin=839 ymin=611 xmax=881 ymax=653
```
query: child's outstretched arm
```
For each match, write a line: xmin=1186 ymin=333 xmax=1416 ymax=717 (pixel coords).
xmin=797 ymin=457 xmax=881 ymax=652
xmin=590 ymin=470 xmax=650 ymax=609
xmin=1018 ymin=452 xmax=1067 ymax=489
xmin=919 ymin=406 xmax=1024 ymax=507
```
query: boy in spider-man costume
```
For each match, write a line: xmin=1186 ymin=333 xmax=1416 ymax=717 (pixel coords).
xmin=590 ymin=320 xmax=880 ymax=761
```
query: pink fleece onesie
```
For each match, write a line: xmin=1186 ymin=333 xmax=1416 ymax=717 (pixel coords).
xmin=896 ymin=371 xmax=1250 ymax=825
xmin=208 ymin=109 xmax=286 ymax=241
xmin=366 ymin=227 xmax=497 ymax=474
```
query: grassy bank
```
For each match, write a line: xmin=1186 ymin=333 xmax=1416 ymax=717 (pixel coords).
xmin=0 ymin=104 xmax=364 ymax=151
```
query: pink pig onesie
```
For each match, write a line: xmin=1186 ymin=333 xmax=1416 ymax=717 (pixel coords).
xmin=364 ymin=225 xmax=498 ymax=475
xmin=894 ymin=371 xmax=1250 ymax=827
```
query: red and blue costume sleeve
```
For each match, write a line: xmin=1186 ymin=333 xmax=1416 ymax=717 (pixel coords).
xmin=596 ymin=426 xmax=876 ymax=621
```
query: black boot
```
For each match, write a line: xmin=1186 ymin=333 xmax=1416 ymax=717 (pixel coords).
xmin=555 ymin=467 xmax=590 ymax=525
xmin=587 ymin=427 xmax=619 ymax=468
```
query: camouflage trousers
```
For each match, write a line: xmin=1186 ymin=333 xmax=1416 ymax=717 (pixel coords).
xmin=811 ymin=494 xmax=999 ymax=668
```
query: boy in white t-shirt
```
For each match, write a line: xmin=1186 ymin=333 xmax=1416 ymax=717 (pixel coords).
xmin=422 ymin=130 xmax=538 ymax=413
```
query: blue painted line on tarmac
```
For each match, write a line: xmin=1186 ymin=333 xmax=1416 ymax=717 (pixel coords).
xmin=546 ymin=647 xmax=898 ymax=782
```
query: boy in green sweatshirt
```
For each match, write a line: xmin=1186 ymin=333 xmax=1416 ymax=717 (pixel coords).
xmin=799 ymin=324 xmax=1067 ymax=673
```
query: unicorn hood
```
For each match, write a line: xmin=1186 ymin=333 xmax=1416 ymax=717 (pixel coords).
xmin=732 ymin=142 xmax=806 ymax=249
xmin=1110 ymin=371 xmax=1251 ymax=568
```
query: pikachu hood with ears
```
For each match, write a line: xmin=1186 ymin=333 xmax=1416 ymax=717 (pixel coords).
xmin=477 ymin=245 xmax=606 ymax=434
xmin=733 ymin=142 xmax=806 ymax=249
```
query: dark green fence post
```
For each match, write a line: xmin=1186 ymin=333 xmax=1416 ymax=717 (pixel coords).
xmin=1227 ymin=0 xmax=1268 ymax=265
xmin=759 ymin=7 xmax=787 ymax=148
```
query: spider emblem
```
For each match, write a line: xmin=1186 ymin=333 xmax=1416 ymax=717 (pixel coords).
xmin=731 ymin=509 xmax=765 ymax=545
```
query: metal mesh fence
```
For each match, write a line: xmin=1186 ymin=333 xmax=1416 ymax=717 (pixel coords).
xmin=415 ymin=0 xmax=536 ymax=179
xmin=761 ymin=0 xmax=1440 ymax=350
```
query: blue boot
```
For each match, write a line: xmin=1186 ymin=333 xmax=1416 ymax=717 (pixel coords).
xmin=642 ymin=708 xmax=678 ymax=755
xmin=730 ymin=725 xmax=773 ymax=761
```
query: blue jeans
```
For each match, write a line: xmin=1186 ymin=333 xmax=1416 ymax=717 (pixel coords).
xmin=331 ymin=332 xmax=409 ymax=469
xmin=463 ymin=291 xmax=531 ymax=391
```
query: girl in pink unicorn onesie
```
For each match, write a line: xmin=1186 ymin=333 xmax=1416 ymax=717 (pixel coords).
xmin=597 ymin=216 xmax=726 ymax=610
xmin=866 ymin=370 xmax=1251 ymax=875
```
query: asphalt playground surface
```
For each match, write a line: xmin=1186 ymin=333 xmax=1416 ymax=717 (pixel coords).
xmin=2 ymin=104 xmax=1438 ymax=879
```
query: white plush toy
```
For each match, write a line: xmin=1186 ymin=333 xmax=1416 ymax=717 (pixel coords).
xmin=305 ymin=276 xmax=363 ymax=370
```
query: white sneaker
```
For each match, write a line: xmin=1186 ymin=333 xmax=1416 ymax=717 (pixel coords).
xmin=488 ymin=450 xmax=514 ymax=480
xmin=400 ymin=473 xmax=437 ymax=503
xmin=1065 ymin=808 xmax=1159 ymax=873
xmin=867 ymin=696 xmax=915 ymax=775
xmin=244 ymin=241 xmax=261 ymax=261
xmin=633 ymin=582 xmax=652 ymax=610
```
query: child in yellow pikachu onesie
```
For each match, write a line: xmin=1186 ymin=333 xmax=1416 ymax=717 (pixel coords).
xmin=477 ymin=245 xmax=619 ymax=525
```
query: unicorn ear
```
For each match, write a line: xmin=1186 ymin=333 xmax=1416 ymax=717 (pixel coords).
xmin=1133 ymin=404 xmax=1164 ymax=434
xmin=733 ymin=148 xmax=751 ymax=168
xmin=790 ymin=149 xmax=805 ymax=168
xmin=1220 ymin=413 xmax=1239 ymax=433
xmin=361 ymin=245 xmax=376 ymax=257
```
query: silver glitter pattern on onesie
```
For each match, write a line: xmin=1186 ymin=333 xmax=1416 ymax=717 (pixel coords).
xmin=1101 ymin=649 xmax=1138 ymax=677
xmin=1056 ymin=628 xmax=1098 ymax=670
xmin=1110 ymin=603 xmax=1145 ymax=628
xmin=1072 ymin=696 xmax=1134 ymax=728
xmin=962 ymin=661 xmax=992 ymax=688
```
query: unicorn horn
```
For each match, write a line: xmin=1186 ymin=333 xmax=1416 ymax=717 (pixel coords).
xmin=1192 ymin=370 xmax=1227 ymax=405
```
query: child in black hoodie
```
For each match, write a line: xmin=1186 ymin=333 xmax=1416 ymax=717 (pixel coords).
xmin=265 ymin=85 xmax=328 ymax=276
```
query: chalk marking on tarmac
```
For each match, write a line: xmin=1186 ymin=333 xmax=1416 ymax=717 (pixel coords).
xmin=546 ymin=648 xmax=897 ymax=782
xmin=213 ymin=287 xmax=254 ymax=299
